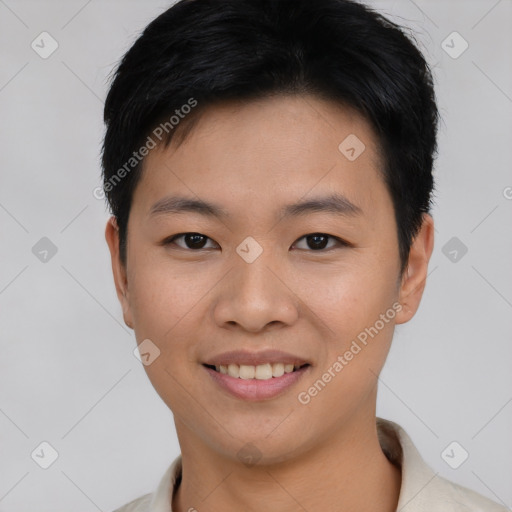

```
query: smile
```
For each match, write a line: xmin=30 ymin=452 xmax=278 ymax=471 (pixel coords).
xmin=205 ymin=362 xmax=309 ymax=380
xmin=203 ymin=363 xmax=311 ymax=401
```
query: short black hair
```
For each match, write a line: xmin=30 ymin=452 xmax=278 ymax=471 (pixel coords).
xmin=101 ymin=0 xmax=439 ymax=273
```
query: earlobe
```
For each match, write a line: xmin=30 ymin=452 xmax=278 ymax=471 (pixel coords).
xmin=104 ymin=216 xmax=134 ymax=330
xmin=395 ymin=213 xmax=435 ymax=325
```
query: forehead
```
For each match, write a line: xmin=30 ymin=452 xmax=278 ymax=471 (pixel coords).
xmin=133 ymin=94 xmax=388 ymax=221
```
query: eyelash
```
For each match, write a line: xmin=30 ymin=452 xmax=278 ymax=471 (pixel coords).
xmin=162 ymin=232 xmax=351 ymax=252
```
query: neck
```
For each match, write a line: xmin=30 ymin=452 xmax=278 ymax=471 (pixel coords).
xmin=172 ymin=409 xmax=401 ymax=512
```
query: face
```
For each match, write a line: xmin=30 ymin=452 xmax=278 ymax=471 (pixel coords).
xmin=106 ymin=94 xmax=433 ymax=464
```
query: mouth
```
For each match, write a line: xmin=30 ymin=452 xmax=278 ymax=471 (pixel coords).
xmin=203 ymin=362 xmax=310 ymax=380
xmin=202 ymin=362 xmax=311 ymax=401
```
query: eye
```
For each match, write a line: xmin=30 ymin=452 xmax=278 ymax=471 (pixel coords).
xmin=163 ymin=232 xmax=219 ymax=250
xmin=162 ymin=232 xmax=349 ymax=252
xmin=292 ymin=233 xmax=349 ymax=251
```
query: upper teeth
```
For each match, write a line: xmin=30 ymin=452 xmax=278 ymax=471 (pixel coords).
xmin=215 ymin=363 xmax=302 ymax=380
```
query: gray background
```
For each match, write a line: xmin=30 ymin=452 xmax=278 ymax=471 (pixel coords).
xmin=1 ymin=0 xmax=511 ymax=510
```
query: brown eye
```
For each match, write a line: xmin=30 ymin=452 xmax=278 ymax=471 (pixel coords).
xmin=292 ymin=233 xmax=348 ymax=251
xmin=164 ymin=233 xmax=218 ymax=250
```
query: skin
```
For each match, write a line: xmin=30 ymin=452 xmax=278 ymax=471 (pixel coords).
xmin=105 ymin=94 xmax=434 ymax=512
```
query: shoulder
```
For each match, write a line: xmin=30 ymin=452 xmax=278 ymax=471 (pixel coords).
xmin=112 ymin=492 xmax=152 ymax=512
xmin=420 ymin=472 xmax=509 ymax=512
xmin=111 ymin=456 xmax=181 ymax=512
xmin=376 ymin=418 xmax=509 ymax=512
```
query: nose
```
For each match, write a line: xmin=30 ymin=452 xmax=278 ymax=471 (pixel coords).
xmin=213 ymin=253 xmax=299 ymax=333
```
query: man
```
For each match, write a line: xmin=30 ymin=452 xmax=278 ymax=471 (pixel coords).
xmin=102 ymin=0 xmax=507 ymax=510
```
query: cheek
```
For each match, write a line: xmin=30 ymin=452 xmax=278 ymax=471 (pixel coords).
xmin=128 ymin=255 xmax=206 ymax=337
xmin=127 ymin=260 xmax=207 ymax=412
xmin=296 ymin=299 xmax=397 ymax=425
xmin=294 ymin=257 xmax=399 ymax=335
xmin=299 ymin=258 xmax=399 ymax=391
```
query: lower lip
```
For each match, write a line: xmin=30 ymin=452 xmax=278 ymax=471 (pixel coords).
xmin=203 ymin=365 xmax=310 ymax=401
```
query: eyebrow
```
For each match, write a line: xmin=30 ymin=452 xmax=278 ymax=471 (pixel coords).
xmin=148 ymin=193 xmax=363 ymax=220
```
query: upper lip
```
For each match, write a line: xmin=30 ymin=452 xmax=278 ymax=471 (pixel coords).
xmin=203 ymin=349 xmax=310 ymax=367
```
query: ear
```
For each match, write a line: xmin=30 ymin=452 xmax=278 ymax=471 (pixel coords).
xmin=395 ymin=213 xmax=435 ymax=324
xmin=105 ymin=216 xmax=134 ymax=330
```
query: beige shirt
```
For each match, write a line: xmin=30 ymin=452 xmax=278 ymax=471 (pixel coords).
xmin=113 ymin=417 xmax=508 ymax=512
